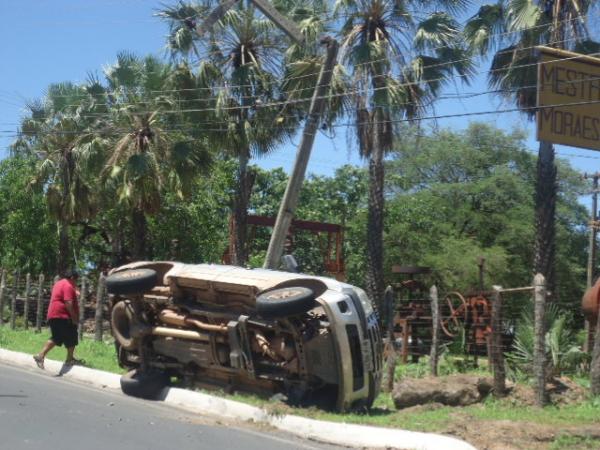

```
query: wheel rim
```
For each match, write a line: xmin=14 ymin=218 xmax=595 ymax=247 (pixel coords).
xmin=441 ymin=291 xmax=468 ymax=337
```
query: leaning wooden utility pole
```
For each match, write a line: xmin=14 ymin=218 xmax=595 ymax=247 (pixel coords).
xmin=584 ymin=172 xmax=600 ymax=353
xmin=197 ymin=0 xmax=303 ymax=44
xmin=198 ymin=0 xmax=338 ymax=270
xmin=264 ymin=39 xmax=339 ymax=269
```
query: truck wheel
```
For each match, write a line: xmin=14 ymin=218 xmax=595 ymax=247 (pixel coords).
xmin=115 ymin=342 xmax=138 ymax=369
xmin=120 ymin=369 xmax=169 ymax=400
xmin=256 ymin=287 xmax=315 ymax=319
xmin=111 ymin=301 xmax=139 ymax=351
xmin=106 ymin=269 xmax=157 ymax=295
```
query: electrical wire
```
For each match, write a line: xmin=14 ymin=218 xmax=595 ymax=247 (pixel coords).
xmin=8 ymin=33 xmax=597 ymax=129
xmin=4 ymin=92 xmax=600 ymax=139
xmin=20 ymin=8 xmax=600 ymax=105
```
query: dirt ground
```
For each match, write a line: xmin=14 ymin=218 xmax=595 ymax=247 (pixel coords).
xmin=441 ymin=416 xmax=600 ymax=450
xmin=421 ymin=379 xmax=600 ymax=450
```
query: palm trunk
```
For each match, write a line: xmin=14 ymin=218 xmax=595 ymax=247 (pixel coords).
xmin=110 ymin=220 xmax=126 ymax=266
xmin=58 ymin=149 xmax=73 ymax=275
xmin=132 ymin=208 xmax=149 ymax=260
xmin=57 ymin=220 xmax=69 ymax=275
xmin=591 ymin=312 xmax=600 ymax=394
xmin=232 ymin=150 xmax=252 ymax=266
xmin=365 ymin=110 xmax=386 ymax=313
xmin=533 ymin=140 xmax=557 ymax=299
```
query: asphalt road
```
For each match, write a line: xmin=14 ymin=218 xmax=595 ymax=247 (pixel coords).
xmin=0 ymin=362 xmax=341 ymax=450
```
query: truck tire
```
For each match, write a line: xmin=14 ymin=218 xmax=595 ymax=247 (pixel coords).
xmin=120 ymin=369 xmax=169 ymax=400
xmin=111 ymin=301 xmax=139 ymax=351
xmin=256 ymin=287 xmax=315 ymax=319
xmin=106 ymin=269 xmax=157 ymax=295
xmin=115 ymin=342 xmax=138 ymax=369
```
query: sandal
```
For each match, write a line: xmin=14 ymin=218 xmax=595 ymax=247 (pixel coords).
xmin=33 ymin=355 xmax=45 ymax=370
xmin=65 ymin=358 xmax=85 ymax=366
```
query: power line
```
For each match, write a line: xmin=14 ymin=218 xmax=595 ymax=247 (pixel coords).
xmin=9 ymin=32 xmax=595 ymax=127
xmin=11 ymin=35 xmax=600 ymax=128
xmin=17 ymin=9 xmax=599 ymax=105
xmin=4 ymin=94 xmax=600 ymax=139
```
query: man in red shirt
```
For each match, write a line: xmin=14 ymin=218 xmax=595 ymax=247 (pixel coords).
xmin=33 ymin=270 xmax=82 ymax=369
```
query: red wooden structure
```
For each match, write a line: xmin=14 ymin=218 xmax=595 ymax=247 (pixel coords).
xmin=223 ymin=215 xmax=346 ymax=280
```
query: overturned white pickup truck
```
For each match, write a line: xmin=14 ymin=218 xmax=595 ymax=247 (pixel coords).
xmin=106 ymin=261 xmax=383 ymax=411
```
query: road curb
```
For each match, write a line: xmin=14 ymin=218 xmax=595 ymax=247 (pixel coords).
xmin=0 ymin=348 xmax=476 ymax=450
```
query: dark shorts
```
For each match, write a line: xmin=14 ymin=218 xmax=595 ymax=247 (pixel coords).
xmin=48 ymin=319 xmax=78 ymax=348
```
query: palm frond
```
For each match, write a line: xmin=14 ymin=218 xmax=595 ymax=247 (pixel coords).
xmin=414 ymin=12 xmax=460 ymax=52
xmin=488 ymin=44 xmax=537 ymax=113
xmin=507 ymin=0 xmax=542 ymax=32
xmin=464 ymin=3 xmax=505 ymax=56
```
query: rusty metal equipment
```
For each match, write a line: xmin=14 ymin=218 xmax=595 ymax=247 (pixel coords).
xmin=441 ymin=291 xmax=492 ymax=347
xmin=440 ymin=258 xmax=493 ymax=352
xmin=223 ymin=215 xmax=346 ymax=280
xmin=388 ymin=260 xmax=498 ymax=362
xmin=388 ymin=266 xmax=433 ymax=363
xmin=583 ymin=277 xmax=600 ymax=323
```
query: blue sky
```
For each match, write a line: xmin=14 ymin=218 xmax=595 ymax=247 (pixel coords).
xmin=1 ymin=0 xmax=599 ymax=180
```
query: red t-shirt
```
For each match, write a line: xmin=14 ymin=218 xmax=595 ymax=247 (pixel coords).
xmin=47 ymin=278 xmax=79 ymax=320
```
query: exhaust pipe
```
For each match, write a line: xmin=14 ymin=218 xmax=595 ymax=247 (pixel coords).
xmin=159 ymin=309 xmax=227 ymax=333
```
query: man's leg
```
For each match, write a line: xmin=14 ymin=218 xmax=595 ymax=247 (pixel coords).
xmin=40 ymin=340 xmax=56 ymax=358
xmin=34 ymin=340 xmax=55 ymax=369
xmin=65 ymin=346 xmax=75 ymax=362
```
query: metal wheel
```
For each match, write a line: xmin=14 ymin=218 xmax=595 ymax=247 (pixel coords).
xmin=441 ymin=291 xmax=468 ymax=337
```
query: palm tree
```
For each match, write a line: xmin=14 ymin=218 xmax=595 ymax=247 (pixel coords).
xmin=13 ymin=82 xmax=103 ymax=273
xmin=101 ymin=53 xmax=211 ymax=259
xmin=158 ymin=1 xmax=296 ymax=266
xmin=326 ymin=0 xmax=474 ymax=309
xmin=465 ymin=0 xmax=600 ymax=298
xmin=465 ymin=0 xmax=600 ymax=397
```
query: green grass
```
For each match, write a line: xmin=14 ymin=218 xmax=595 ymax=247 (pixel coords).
xmin=550 ymin=434 xmax=600 ymax=450
xmin=0 ymin=326 xmax=121 ymax=373
xmin=394 ymin=354 xmax=491 ymax=380
xmin=466 ymin=395 xmax=600 ymax=425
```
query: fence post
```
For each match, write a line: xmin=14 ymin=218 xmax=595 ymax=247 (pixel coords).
xmin=533 ymin=273 xmax=548 ymax=406
xmin=78 ymin=276 xmax=87 ymax=341
xmin=94 ymin=274 xmax=106 ymax=342
xmin=490 ymin=286 xmax=506 ymax=396
xmin=591 ymin=305 xmax=600 ymax=395
xmin=10 ymin=270 xmax=19 ymax=329
xmin=36 ymin=274 xmax=45 ymax=332
xmin=430 ymin=285 xmax=440 ymax=377
xmin=0 ymin=269 xmax=6 ymax=326
xmin=23 ymin=273 xmax=31 ymax=330
xmin=382 ymin=285 xmax=396 ymax=392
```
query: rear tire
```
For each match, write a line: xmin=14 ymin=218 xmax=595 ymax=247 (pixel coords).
xmin=256 ymin=287 xmax=315 ymax=319
xmin=106 ymin=269 xmax=157 ymax=295
xmin=114 ymin=342 xmax=138 ymax=370
xmin=120 ymin=369 xmax=168 ymax=400
xmin=111 ymin=301 xmax=139 ymax=351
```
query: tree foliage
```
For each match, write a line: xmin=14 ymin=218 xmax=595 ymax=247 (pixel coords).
xmin=385 ymin=123 xmax=587 ymax=303
xmin=0 ymin=155 xmax=57 ymax=273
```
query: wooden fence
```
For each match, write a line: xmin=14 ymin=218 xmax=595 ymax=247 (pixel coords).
xmin=0 ymin=269 xmax=109 ymax=342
